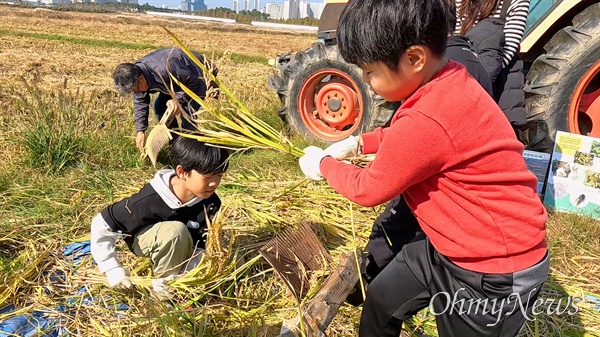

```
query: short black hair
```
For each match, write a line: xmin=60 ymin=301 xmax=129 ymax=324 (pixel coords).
xmin=171 ymin=137 xmax=230 ymax=174
xmin=337 ymin=0 xmax=449 ymax=70
xmin=113 ymin=63 xmax=141 ymax=95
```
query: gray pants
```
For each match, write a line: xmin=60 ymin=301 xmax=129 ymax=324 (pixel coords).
xmin=131 ymin=221 xmax=194 ymax=278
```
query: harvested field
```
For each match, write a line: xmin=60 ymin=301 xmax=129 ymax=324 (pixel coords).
xmin=0 ymin=5 xmax=598 ymax=337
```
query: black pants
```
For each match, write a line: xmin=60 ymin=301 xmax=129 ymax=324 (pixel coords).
xmin=360 ymin=238 xmax=549 ymax=337
xmin=364 ymin=195 xmax=424 ymax=281
xmin=153 ymin=93 xmax=199 ymax=132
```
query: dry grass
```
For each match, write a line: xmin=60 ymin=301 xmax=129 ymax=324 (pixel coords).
xmin=0 ymin=5 xmax=598 ymax=337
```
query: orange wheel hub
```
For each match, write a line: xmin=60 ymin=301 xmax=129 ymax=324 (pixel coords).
xmin=569 ymin=60 xmax=600 ymax=137
xmin=298 ymin=68 xmax=364 ymax=141
xmin=316 ymin=82 xmax=358 ymax=129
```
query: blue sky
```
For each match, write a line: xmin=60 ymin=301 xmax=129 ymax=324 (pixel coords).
xmin=142 ymin=0 xmax=285 ymax=9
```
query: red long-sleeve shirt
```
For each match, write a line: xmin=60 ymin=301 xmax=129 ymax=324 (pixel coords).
xmin=320 ymin=61 xmax=547 ymax=274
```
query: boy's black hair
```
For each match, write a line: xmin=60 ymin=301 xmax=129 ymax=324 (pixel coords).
xmin=337 ymin=0 xmax=449 ymax=70
xmin=170 ymin=137 xmax=230 ymax=174
xmin=113 ymin=63 xmax=142 ymax=95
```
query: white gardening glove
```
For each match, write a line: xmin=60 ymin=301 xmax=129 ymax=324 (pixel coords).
xmin=323 ymin=136 xmax=359 ymax=160
xmin=151 ymin=274 xmax=180 ymax=301
xmin=299 ymin=146 xmax=328 ymax=181
xmin=105 ymin=266 xmax=132 ymax=289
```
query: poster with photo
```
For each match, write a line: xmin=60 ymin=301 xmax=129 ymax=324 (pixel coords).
xmin=543 ymin=131 xmax=600 ymax=219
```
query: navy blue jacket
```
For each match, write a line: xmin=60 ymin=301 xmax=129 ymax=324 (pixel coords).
xmin=133 ymin=48 xmax=217 ymax=132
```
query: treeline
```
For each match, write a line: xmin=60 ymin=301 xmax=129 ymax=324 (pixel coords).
xmin=196 ymin=7 xmax=319 ymax=26
xmin=196 ymin=7 xmax=269 ymax=23
xmin=274 ymin=17 xmax=319 ymax=26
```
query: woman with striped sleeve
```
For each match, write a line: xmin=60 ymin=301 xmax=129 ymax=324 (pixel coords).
xmin=454 ymin=0 xmax=530 ymax=133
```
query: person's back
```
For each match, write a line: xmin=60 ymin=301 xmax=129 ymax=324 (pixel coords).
xmin=455 ymin=0 xmax=530 ymax=130
xmin=135 ymin=48 xmax=212 ymax=93
xmin=391 ymin=60 xmax=545 ymax=271
xmin=113 ymin=48 xmax=219 ymax=150
xmin=446 ymin=36 xmax=493 ymax=96
xmin=444 ymin=2 xmax=494 ymax=97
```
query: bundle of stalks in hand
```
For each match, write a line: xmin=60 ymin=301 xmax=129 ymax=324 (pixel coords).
xmin=162 ymin=27 xmax=304 ymax=158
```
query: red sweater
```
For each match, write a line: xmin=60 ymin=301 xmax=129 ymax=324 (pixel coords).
xmin=320 ymin=61 xmax=547 ymax=274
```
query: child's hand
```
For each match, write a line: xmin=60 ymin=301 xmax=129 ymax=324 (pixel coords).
xmin=299 ymin=146 xmax=328 ymax=181
xmin=151 ymin=274 xmax=180 ymax=301
xmin=105 ymin=266 xmax=132 ymax=289
xmin=324 ymin=136 xmax=359 ymax=159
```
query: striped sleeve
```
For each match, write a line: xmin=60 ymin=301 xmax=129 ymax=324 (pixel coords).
xmin=502 ymin=0 xmax=530 ymax=66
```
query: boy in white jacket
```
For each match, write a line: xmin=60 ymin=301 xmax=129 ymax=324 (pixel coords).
xmin=90 ymin=137 xmax=229 ymax=299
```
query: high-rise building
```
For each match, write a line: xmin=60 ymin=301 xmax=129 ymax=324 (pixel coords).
xmin=233 ymin=0 xmax=239 ymax=12
xmin=265 ymin=2 xmax=283 ymax=18
xmin=308 ymin=1 xmax=324 ymax=19
xmin=40 ymin=0 xmax=72 ymax=5
xmin=244 ymin=0 xmax=249 ymax=10
xmin=193 ymin=0 xmax=206 ymax=11
xmin=282 ymin=0 xmax=299 ymax=20
xmin=299 ymin=0 xmax=309 ymax=18
xmin=254 ymin=0 xmax=259 ymax=12
xmin=180 ymin=0 xmax=206 ymax=11
xmin=181 ymin=0 xmax=190 ymax=11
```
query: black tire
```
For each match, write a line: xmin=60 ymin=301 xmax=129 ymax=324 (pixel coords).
xmin=268 ymin=42 xmax=399 ymax=143
xmin=524 ymin=3 xmax=600 ymax=152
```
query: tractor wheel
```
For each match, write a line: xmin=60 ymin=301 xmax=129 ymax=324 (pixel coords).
xmin=268 ymin=42 xmax=399 ymax=142
xmin=524 ymin=3 xmax=600 ymax=152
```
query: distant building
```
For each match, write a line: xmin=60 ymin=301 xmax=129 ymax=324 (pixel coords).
xmin=298 ymin=0 xmax=309 ymax=18
xmin=265 ymin=2 xmax=282 ymax=18
xmin=233 ymin=0 xmax=239 ymax=12
xmin=180 ymin=0 xmax=205 ymax=11
xmin=265 ymin=0 xmax=324 ymax=19
xmin=243 ymin=0 xmax=248 ymax=10
xmin=282 ymin=0 xmax=299 ymax=19
xmin=253 ymin=0 xmax=259 ymax=12
xmin=180 ymin=0 xmax=190 ymax=10
xmin=40 ymin=0 xmax=72 ymax=4
xmin=308 ymin=1 xmax=324 ymax=19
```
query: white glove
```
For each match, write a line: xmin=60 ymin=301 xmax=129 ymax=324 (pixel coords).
xmin=105 ymin=266 xmax=132 ymax=289
xmin=324 ymin=136 xmax=359 ymax=160
xmin=151 ymin=274 xmax=180 ymax=301
xmin=299 ymin=146 xmax=328 ymax=181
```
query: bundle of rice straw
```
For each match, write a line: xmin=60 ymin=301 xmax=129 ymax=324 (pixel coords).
xmin=163 ymin=27 xmax=304 ymax=157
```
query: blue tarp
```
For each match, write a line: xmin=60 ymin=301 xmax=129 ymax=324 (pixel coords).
xmin=0 ymin=241 xmax=128 ymax=337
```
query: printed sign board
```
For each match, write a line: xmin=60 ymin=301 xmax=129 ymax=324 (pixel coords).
xmin=543 ymin=131 xmax=600 ymax=219
xmin=523 ymin=150 xmax=551 ymax=197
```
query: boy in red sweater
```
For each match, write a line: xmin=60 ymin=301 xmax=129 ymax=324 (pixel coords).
xmin=298 ymin=0 xmax=549 ymax=336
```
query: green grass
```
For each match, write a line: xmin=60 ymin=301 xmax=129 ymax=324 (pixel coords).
xmin=0 ymin=28 xmax=269 ymax=65
xmin=21 ymin=123 xmax=86 ymax=173
xmin=0 ymin=28 xmax=161 ymax=50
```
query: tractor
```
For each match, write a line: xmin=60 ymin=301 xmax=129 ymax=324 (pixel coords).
xmin=268 ymin=0 xmax=600 ymax=152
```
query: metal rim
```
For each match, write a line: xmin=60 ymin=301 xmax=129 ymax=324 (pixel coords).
xmin=298 ymin=68 xmax=364 ymax=141
xmin=568 ymin=59 xmax=600 ymax=137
